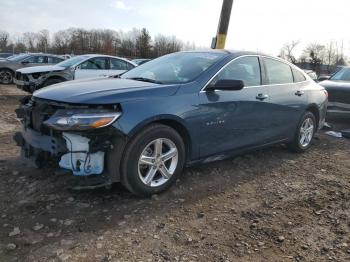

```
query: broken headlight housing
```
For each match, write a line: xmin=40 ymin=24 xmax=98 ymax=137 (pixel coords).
xmin=43 ymin=109 xmax=121 ymax=131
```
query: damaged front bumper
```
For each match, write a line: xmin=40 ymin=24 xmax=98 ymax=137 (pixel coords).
xmin=14 ymin=74 xmax=44 ymax=93
xmin=14 ymin=127 xmax=108 ymax=176
xmin=14 ymin=96 xmax=127 ymax=185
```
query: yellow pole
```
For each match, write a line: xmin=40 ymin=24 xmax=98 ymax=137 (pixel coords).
xmin=215 ymin=0 xmax=234 ymax=49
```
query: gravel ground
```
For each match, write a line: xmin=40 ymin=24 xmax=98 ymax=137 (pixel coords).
xmin=0 ymin=84 xmax=350 ymax=262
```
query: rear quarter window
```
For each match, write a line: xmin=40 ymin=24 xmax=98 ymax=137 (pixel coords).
xmin=110 ymin=58 xmax=135 ymax=70
xmin=264 ymin=58 xmax=293 ymax=85
xmin=292 ymin=68 xmax=306 ymax=82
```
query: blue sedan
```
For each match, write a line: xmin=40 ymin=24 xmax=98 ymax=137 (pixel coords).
xmin=14 ymin=50 xmax=328 ymax=196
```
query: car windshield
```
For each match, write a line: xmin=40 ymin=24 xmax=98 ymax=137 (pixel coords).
xmin=7 ymin=54 xmax=31 ymax=62
xmin=56 ymin=56 xmax=89 ymax=68
xmin=330 ymin=68 xmax=350 ymax=81
xmin=5 ymin=55 xmax=16 ymax=60
xmin=121 ymin=52 xmax=226 ymax=84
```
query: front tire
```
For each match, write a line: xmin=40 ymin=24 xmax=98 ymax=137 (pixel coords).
xmin=121 ymin=124 xmax=186 ymax=196
xmin=288 ymin=111 xmax=316 ymax=153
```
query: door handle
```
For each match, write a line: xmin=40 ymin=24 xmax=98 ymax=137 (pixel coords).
xmin=295 ymin=90 xmax=305 ymax=96
xmin=256 ymin=94 xmax=269 ymax=101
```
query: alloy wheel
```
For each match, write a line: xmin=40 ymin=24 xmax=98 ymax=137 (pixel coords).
xmin=299 ymin=117 xmax=314 ymax=147
xmin=0 ymin=70 xmax=13 ymax=84
xmin=138 ymin=138 xmax=178 ymax=187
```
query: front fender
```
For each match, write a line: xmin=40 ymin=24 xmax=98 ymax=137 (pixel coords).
xmin=113 ymin=92 xmax=201 ymax=160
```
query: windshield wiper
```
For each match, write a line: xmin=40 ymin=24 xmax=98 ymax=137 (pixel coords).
xmin=127 ymin=77 xmax=163 ymax=84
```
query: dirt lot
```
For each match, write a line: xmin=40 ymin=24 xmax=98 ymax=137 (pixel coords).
xmin=0 ymin=84 xmax=350 ymax=262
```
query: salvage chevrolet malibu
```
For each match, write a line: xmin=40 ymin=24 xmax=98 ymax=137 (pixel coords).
xmin=14 ymin=50 xmax=328 ymax=196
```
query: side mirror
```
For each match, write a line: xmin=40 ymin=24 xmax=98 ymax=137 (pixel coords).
xmin=318 ymin=75 xmax=330 ymax=82
xmin=206 ymin=79 xmax=244 ymax=91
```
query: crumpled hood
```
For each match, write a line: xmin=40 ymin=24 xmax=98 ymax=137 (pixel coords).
xmin=17 ymin=65 xmax=65 ymax=74
xmin=34 ymin=78 xmax=180 ymax=104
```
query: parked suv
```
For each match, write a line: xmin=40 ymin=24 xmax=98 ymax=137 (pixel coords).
xmin=15 ymin=54 xmax=137 ymax=93
xmin=0 ymin=53 xmax=64 ymax=84
xmin=14 ymin=50 xmax=328 ymax=196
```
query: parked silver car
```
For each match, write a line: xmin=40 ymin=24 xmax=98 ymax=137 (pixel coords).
xmin=15 ymin=54 xmax=137 ymax=93
xmin=0 ymin=53 xmax=64 ymax=84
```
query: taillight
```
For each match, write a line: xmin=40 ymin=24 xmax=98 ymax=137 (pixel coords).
xmin=323 ymin=90 xmax=328 ymax=98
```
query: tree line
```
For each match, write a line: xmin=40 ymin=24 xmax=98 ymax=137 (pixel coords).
xmin=279 ymin=40 xmax=347 ymax=74
xmin=0 ymin=28 xmax=195 ymax=59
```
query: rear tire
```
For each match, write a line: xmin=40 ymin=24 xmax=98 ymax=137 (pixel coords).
xmin=0 ymin=69 xmax=13 ymax=84
xmin=288 ymin=111 xmax=316 ymax=153
xmin=120 ymin=124 xmax=186 ymax=196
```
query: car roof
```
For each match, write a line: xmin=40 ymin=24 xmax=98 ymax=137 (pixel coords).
xmin=78 ymin=54 xmax=137 ymax=65
xmin=132 ymin=58 xmax=151 ymax=61
xmin=180 ymin=49 xmax=270 ymax=57
xmin=24 ymin=53 xmax=64 ymax=58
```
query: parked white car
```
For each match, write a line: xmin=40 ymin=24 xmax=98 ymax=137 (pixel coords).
xmin=14 ymin=54 xmax=137 ymax=93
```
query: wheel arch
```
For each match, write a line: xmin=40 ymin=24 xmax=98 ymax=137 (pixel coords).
xmin=0 ymin=67 xmax=15 ymax=74
xmin=306 ymin=103 xmax=320 ymax=128
xmin=43 ymin=75 xmax=67 ymax=84
xmin=127 ymin=115 xmax=193 ymax=161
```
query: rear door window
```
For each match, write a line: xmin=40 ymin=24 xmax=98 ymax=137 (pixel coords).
xmin=110 ymin=58 xmax=135 ymax=70
xmin=24 ymin=56 xmax=47 ymax=64
xmin=264 ymin=58 xmax=293 ymax=85
xmin=48 ymin=56 xmax=64 ymax=64
xmin=110 ymin=58 xmax=129 ymax=70
xmin=80 ymin=57 xmax=108 ymax=70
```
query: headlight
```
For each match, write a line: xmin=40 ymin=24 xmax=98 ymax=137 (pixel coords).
xmin=43 ymin=109 xmax=121 ymax=131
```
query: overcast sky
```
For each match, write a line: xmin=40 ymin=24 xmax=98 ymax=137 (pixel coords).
xmin=0 ymin=0 xmax=349 ymax=56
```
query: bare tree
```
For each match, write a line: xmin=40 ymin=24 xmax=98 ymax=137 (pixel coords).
xmin=23 ymin=32 xmax=38 ymax=51
xmin=302 ymin=43 xmax=326 ymax=74
xmin=5 ymin=27 xmax=187 ymax=58
xmin=153 ymin=34 xmax=183 ymax=57
xmin=36 ymin=29 xmax=50 ymax=52
xmin=135 ymin=28 xmax=152 ymax=58
xmin=325 ymin=41 xmax=335 ymax=66
xmin=0 ymin=30 xmax=10 ymax=52
xmin=52 ymin=29 xmax=72 ymax=54
xmin=280 ymin=41 xmax=299 ymax=64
